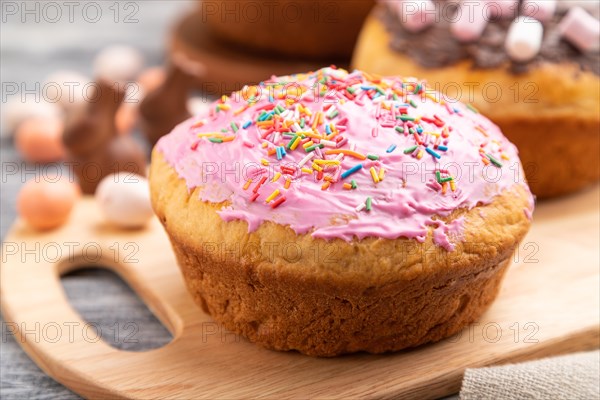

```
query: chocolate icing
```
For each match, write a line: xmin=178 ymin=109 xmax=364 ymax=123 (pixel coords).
xmin=378 ymin=1 xmax=599 ymax=75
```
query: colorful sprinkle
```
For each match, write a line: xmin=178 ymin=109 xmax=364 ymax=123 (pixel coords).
xmin=370 ymin=167 xmax=380 ymax=184
xmin=426 ymin=147 xmax=441 ymax=159
xmin=487 ymin=153 xmax=503 ymax=168
xmin=341 ymin=163 xmax=363 ymax=179
xmin=271 ymin=196 xmax=286 ymax=208
xmin=404 ymin=145 xmax=418 ymax=154
xmin=305 ymin=144 xmax=324 ymax=152
xmin=324 ymin=149 xmax=367 ymax=160
xmin=467 ymin=104 xmax=479 ymax=113
xmin=252 ymin=176 xmax=267 ymax=193
xmin=265 ymin=189 xmax=280 ymax=203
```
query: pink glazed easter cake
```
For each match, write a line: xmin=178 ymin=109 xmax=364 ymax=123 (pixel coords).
xmin=150 ymin=67 xmax=534 ymax=356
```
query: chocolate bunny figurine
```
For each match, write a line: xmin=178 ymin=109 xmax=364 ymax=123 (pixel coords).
xmin=63 ymin=79 xmax=146 ymax=194
xmin=140 ymin=53 xmax=206 ymax=146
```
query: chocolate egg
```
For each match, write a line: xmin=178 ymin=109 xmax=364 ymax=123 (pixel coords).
xmin=15 ymin=117 xmax=66 ymax=163
xmin=17 ymin=178 xmax=79 ymax=230
xmin=95 ymin=172 xmax=153 ymax=229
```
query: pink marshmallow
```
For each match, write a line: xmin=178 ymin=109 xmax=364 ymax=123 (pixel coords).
xmin=559 ymin=6 xmax=600 ymax=53
xmin=451 ymin=1 xmax=489 ymax=42
xmin=521 ymin=0 xmax=557 ymax=22
xmin=485 ymin=0 xmax=519 ymax=19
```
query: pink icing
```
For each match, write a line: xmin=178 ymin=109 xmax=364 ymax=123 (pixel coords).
xmin=156 ymin=68 xmax=533 ymax=251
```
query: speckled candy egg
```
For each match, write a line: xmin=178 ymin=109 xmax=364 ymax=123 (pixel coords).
xmin=95 ymin=172 xmax=153 ymax=229
xmin=15 ymin=117 xmax=66 ymax=163
xmin=17 ymin=179 xmax=79 ymax=230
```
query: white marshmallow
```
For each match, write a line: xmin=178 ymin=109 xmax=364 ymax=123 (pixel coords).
xmin=522 ymin=0 xmax=557 ymax=22
xmin=451 ymin=1 xmax=489 ymax=42
xmin=93 ymin=45 xmax=144 ymax=83
xmin=505 ymin=16 xmax=544 ymax=62
xmin=558 ymin=6 xmax=600 ymax=53
xmin=95 ymin=172 xmax=154 ymax=229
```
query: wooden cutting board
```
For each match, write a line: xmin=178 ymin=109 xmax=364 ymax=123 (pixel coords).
xmin=1 ymin=186 xmax=599 ymax=399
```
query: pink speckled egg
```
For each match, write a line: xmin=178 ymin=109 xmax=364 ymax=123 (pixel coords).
xmin=17 ymin=179 xmax=79 ymax=230
xmin=15 ymin=118 xmax=66 ymax=163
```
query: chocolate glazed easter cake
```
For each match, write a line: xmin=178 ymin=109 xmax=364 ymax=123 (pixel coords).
xmin=353 ymin=0 xmax=600 ymax=198
xmin=150 ymin=67 xmax=534 ymax=357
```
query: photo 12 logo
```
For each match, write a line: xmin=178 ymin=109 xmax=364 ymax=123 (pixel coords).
xmin=200 ymin=1 xmax=341 ymax=24
xmin=2 ymin=321 xmax=139 ymax=344
xmin=2 ymin=241 xmax=140 ymax=264
xmin=1 ymin=1 xmax=140 ymax=24
xmin=445 ymin=321 xmax=540 ymax=344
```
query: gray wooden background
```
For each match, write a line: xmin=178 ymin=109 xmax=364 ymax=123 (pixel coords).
xmin=1 ymin=2 xmax=192 ymax=398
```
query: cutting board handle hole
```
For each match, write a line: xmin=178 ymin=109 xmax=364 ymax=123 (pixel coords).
xmin=61 ymin=267 xmax=173 ymax=352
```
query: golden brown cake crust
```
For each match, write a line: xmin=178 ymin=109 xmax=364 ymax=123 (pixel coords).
xmin=352 ymin=14 xmax=600 ymax=198
xmin=150 ymin=151 xmax=532 ymax=356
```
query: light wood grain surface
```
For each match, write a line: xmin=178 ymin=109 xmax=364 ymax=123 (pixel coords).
xmin=1 ymin=184 xmax=599 ymax=399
